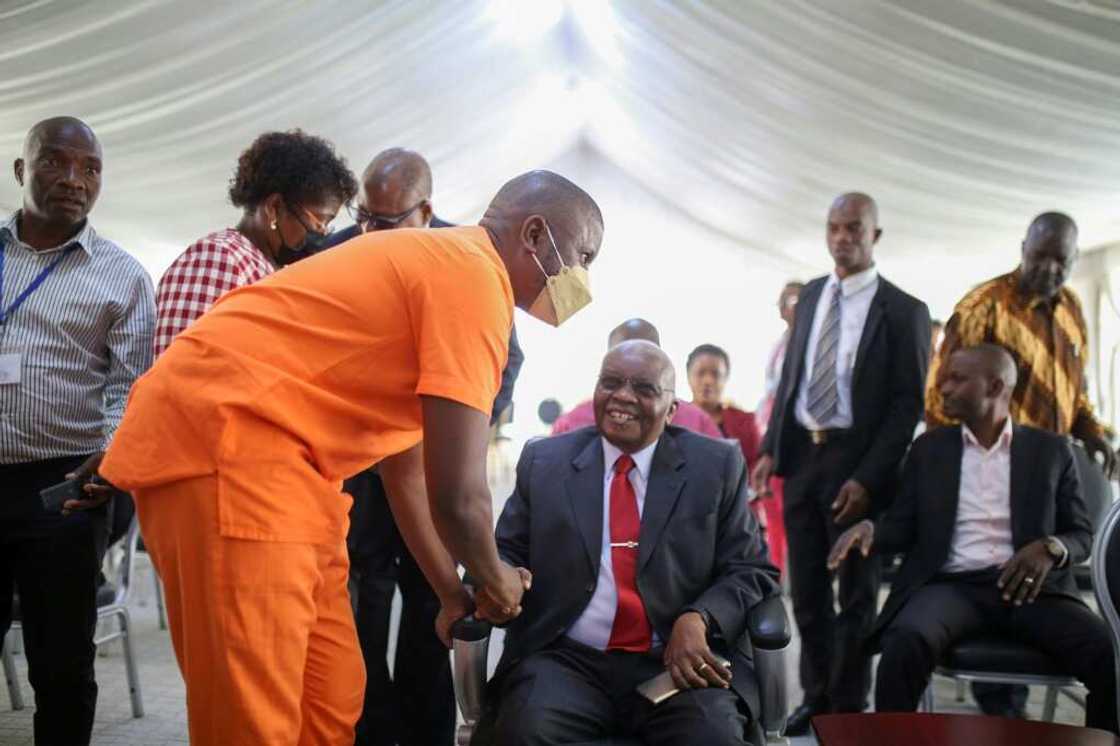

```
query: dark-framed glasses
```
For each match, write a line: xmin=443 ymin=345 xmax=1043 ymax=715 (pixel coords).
xmin=347 ymin=200 xmax=427 ymax=232
xmin=597 ymin=375 xmax=666 ymax=400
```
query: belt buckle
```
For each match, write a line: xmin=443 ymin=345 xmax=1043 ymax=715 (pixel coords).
xmin=810 ymin=430 xmax=828 ymax=446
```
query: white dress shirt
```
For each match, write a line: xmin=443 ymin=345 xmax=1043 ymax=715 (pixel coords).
xmin=795 ymin=266 xmax=880 ymax=430
xmin=943 ymin=420 xmax=1015 ymax=573
xmin=566 ymin=438 xmax=660 ymax=650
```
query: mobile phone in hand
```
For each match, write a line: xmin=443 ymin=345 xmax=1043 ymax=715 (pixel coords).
xmin=40 ymin=478 xmax=85 ymax=513
xmin=636 ymin=655 xmax=731 ymax=705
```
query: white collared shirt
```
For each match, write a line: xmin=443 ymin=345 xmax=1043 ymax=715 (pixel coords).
xmin=943 ymin=420 xmax=1015 ymax=573
xmin=795 ymin=266 xmax=880 ymax=430
xmin=566 ymin=437 xmax=660 ymax=650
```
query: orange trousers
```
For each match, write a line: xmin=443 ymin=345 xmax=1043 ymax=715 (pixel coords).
xmin=134 ymin=475 xmax=365 ymax=745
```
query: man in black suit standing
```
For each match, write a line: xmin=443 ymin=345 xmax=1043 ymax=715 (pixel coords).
xmin=829 ymin=345 xmax=1116 ymax=733
xmin=751 ymin=192 xmax=930 ymax=734
xmin=328 ymin=148 xmax=523 ymax=746
xmin=480 ymin=340 xmax=780 ymax=745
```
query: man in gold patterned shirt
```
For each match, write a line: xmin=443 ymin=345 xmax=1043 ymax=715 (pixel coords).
xmin=928 ymin=212 xmax=1116 ymax=477
xmin=926 ymin=211 xmax=1116 ymax=718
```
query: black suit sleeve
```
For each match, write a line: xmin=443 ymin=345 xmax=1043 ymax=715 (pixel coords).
xmin=490 ymin=325 xmax=524 ymax=426
xmin=1054 ymin=438 xmax=1093 ymax=564
xmin=684 ymin=445 xmax=781 ymax=645
xmin=872 ymin=444 xmax=922 ymax=555
xmin=853 ymin=299 xmax=931 ymax=507
xmin=494 ymin=438 xmax=534 ymax=569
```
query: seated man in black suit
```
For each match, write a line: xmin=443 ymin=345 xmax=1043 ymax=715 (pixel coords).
xmin=829 ymin=344 xmax=1117 ymax=733
xmin=476 ymin=340 xmax=781 ymax=745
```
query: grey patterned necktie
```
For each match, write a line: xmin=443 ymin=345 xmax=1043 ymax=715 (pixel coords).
xmin=807 ymin=285 xmax=841 ymax=424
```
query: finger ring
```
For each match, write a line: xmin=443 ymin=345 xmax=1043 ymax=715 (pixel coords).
xmin=696 ymin=662 xmax=710 ymax=672
xmin=1024 ymin=577 xmax=1035 ymax=584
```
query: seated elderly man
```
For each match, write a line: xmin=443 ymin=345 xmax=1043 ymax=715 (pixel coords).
xmin=476 ymin=340 xmax=780 ymax=745
xmin=829 ymin=344 xmax=1117 ymax=733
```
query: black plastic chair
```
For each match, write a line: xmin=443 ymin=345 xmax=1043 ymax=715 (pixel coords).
xmin=1091 ymin=492 xmax=1120 ymax=722
xmin=451 ymin=594 xmax=793 ymax=746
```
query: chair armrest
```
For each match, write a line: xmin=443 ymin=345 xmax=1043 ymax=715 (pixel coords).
xmin=747 ymin=595 xmax=791 ymax=742
xmin=451 ymin=615 xmax=494 ymax=743
xmin=747 ymin=594 xmax=791 ymax=651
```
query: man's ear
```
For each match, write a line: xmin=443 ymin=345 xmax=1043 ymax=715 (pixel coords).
xmin=420 ymin=200 xmax=433 ymax=227
xmin=519 ymin=215 xmax=546 ymax=255
xmin=14 ymin=158 xmax=24 ymax=187
xmin=872 ymin=227 xmax=883 ymax=244
xmin=665 ymin=398 xmax=679 ymax=424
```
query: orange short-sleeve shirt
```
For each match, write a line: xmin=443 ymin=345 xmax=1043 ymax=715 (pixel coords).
xmin=101 ymin=226 xmax=513 ymax=543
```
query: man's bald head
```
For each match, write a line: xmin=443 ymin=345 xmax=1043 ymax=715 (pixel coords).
xmin=356 ymin=148 xmax=433 ymax=231
xmin=480 ymin=170 xmax=603 ymax=313
xmin=608 ymin=318 xmax=660 ymax=349
xmin=1020 ymin=211 xmax=1078 ymax=299
xmin=940 ymin=343 xmax=1019 ymax=425
xmin=16 ymin=116 xmax=103 ymax=232
xmin=957 ymin=344 xmax=1018 ymax=393
xmin=595 ymin=340 xmax=677 ymax=452
xmin=23 ymin=116 xmax=101 ymax=160
xmin=826 ymin=191 xmax=880 ymax=278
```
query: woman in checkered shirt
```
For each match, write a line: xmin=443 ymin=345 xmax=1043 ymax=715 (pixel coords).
xmin=153 ymin=130 xmax=357 ymax=356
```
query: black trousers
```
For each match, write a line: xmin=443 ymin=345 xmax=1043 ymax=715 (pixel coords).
xmin=876 ymin=569 xmax=1117 ymax=733
xmin=782 ymin=430 xmax=879 ymax=712
xmin=346 ymin=469 xmax=455 ymax=746
xmin=493 ymin=637 xmax=750 ymax=746
xmin=0 ymin=455 xmax=109 ymax=746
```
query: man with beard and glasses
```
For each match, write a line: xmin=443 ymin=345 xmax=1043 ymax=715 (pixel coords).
xmin=152 ymin=130 xmax=356 ymax=356
xmin=1 ymin=116 xmax=155 ymax=745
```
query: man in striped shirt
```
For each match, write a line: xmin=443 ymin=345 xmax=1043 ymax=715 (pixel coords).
xmin=926 ymin=211 xmax=1116 ymax=718
xmin=0 ymin=117 xmax=155 ymax=744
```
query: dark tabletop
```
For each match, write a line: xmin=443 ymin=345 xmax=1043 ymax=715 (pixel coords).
xmin=812 ymin=713 xmax=1120 ymax=746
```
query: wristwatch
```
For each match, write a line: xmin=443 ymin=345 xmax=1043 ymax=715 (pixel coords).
xmin=1043 ymin=536 xmax=1066 ymax=565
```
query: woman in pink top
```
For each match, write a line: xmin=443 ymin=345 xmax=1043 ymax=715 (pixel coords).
xmin=153 ymin=130 xmax=357 ymax=356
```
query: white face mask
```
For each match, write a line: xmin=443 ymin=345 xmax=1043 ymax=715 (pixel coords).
xmin=527 ymin=221 xmax=592 ymax=327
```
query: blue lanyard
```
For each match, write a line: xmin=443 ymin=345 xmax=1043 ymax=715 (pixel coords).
xmin=0 ymin=240 xmax=80 ymax=325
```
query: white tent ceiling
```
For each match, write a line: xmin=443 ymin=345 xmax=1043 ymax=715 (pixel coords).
xmin=3 ymin=0 xmax=1120 ymax=433
xmin=3 ymin=0 xmax=1119 ymax=269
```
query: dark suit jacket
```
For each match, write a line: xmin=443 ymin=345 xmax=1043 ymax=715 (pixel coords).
xmin=869 ymin=424 xmax=1093 ymax=646
xmin=321 ymin=217 xmax=522 ymax=425
xmin=761 ymin=274 xmax=931 ymax=510
xmin=492 ymin=426 xmax=781 ymax=716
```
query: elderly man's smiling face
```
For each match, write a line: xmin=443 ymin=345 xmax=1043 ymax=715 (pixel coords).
xmin=593 ymin=341 xmax=677 ymax=453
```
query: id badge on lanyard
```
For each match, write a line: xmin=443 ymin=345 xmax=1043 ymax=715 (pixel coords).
xmin=0 ymin=241 xmax=80 ymax=385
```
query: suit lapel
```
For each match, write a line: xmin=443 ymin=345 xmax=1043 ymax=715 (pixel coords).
xmin=851 ymin=281 xmax=887 ymax=389
xmin=567 ymin=435 xmax=605 ymax=574
xmin=638 ymin=433 xmax=687 ymax=573
xmin=788 ymin=280 xmax=824 ymax=386
xmin=1009 ymin=425 xmax=1033 ymax=547
xmin=934 ymin=427 xmax=964 ymax=552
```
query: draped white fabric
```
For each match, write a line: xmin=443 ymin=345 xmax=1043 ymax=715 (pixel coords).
xmin=3 ymin=0 xmax=1120 ymax=437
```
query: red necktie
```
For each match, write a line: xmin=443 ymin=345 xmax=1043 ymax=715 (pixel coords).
xmin=606 ymin=454 xmax=653 ymax=652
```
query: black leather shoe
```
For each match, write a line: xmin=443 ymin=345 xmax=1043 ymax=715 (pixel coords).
xmin=785 ymin=703 xmax=825 ymax=736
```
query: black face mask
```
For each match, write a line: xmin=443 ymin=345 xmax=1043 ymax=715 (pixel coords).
xmin=276 ymin=203 xmax=331 ymax=266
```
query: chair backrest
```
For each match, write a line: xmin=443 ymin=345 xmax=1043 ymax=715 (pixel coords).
xmin=1091 ymin=498 xmax=1120 ymax=723
xmin=1072 ymin=441 xmax=1113 ymax=531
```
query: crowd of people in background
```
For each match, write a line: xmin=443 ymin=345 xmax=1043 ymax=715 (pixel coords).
xmin=1 ymin=114 xmax=1117 ymax=746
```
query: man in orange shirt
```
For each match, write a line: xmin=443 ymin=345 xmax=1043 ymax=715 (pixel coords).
xmin=96 ymin=170 xmax=602 ymax=745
